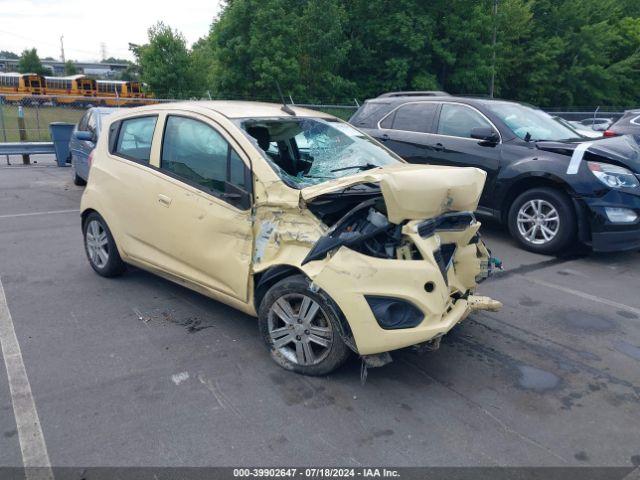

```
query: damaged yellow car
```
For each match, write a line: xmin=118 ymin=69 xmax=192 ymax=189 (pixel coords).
xmin=80 ymin=101 xmax=501 ymax=375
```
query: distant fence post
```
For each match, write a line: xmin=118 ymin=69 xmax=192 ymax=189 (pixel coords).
xmin=17 ymin=106 xmax=30 ymax=165
xmin=0 ymin=101 xmax=8 ymax=165
xmin=35 ymin=103 xmax=41 ymax=141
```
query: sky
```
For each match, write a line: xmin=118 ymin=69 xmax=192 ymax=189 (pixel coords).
xmin=0 ymin=0 xmax=223 ymax=62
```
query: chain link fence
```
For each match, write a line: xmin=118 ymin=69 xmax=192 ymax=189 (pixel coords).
xmin=2 ymin=95 xmax=637 ymax=144
xmin=0 ymin=95 xmax=359 ymax=143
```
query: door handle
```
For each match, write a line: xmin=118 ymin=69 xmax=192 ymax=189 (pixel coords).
xmin=157 ymin=194 xmax=172 ymax=207
xmin=433 ymin=142 xmax=444 ymax=152
xmin=379 ymin=134 xmax=390 ymax=142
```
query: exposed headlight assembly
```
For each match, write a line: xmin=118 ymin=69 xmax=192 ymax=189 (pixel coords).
xmin=587 ymin=161 xmax=639 ymax=189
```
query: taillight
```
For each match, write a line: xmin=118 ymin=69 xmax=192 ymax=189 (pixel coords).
xmin=603 ymin=130 xmax=618 ymax=137
xmin=88 ymin=150 xmax=95 ymax=167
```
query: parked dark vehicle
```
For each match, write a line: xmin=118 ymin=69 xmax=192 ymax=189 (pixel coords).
xmin=69 ymin=107 xmax=116 ymax=185
xmin=578 ymin=117 xmax=613 ymax=132
xmin=606 ymin=110 xmax=640 ymax=137
xmin=351 ymin=93 xmax=640 ymax=254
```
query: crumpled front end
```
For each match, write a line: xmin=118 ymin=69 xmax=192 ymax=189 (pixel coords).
xmin=252 ymin=164 xmax=502 ymax=356
xmin=307 ymin=210 xmax=501 ymax=355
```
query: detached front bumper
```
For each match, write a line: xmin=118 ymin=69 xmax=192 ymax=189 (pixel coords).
xmin=309 ymin=219 xmax=500 ymax=355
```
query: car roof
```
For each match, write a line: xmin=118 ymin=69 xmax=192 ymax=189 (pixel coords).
xmin=363 ymin=94 xmax=521 ymax=108
xmin=110 ymin=101 xmax=334 ymax=120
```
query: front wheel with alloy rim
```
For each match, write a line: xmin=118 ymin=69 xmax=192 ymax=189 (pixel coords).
xmin=83 ymin=212 xmax=126 ymax=277
xmin=507 ymin=187 xmax=576 ymax=254
xmin=258 ymin=275 xmax=351 ymax=376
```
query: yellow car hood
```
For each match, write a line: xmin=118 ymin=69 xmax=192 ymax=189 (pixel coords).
xmin=300 ymin=164 xmax=486 ymax=224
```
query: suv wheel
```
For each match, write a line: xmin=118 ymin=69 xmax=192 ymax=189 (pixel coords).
xmin=507 ymin=187 xmax=576 ymax=255
xmin=83 ymin=212 xmax=126 ymax=277
xmin=258 ymin=275 xmax=351 ymax=376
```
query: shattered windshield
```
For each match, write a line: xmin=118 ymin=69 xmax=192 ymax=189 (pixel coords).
xmin=234 ymin=117 xmax=402 ymax=188
xmin=488 ymin=102 xmax=583 ymax=142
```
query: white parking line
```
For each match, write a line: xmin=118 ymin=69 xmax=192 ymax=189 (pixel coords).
xmin=0 ymin=209 xmax=79 ymax=220
xmin=527 ymin=277 xmax=640 ymax=317
xmin=0 ymin=278 xmax=53 ymax=479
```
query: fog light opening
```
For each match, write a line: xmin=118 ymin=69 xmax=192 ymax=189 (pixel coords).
xmin=424 ymin=281 xmax=435 ymax=293
xmin=605 ymin=207 xmax=638 ymax=224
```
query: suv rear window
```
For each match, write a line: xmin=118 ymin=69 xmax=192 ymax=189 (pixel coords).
xmin=115 ymin=116 xmax=157 ymax=162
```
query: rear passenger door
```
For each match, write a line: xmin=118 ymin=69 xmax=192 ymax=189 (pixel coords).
xmin=150 ymin=113 xmax=254 ymax=302
xmin=371 ymin=102 xmax=439 ymax=163
xmin=429 ymin=103 xmax=502 ymax=205
xmin=106 ymin=114 xmax=161 ymax=264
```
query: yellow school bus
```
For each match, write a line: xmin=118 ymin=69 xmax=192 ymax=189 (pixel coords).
xmin=44 ymin=75 xmax=97 ymax=104
xmin=0 ymin=73 xmax=46 ymax=102
xmin=96 ymin=80 xmax=146 ymax=106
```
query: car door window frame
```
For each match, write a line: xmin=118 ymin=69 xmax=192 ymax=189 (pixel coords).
xmin=376 ymin=101 xmax=439 ymax=134
xmin=110 ymin=114 xmax=159 ymax=164
xmin=433 ymin=102 xmax=502 ymax=143
xmin=158 ymin=114 xmax=253 ymax=210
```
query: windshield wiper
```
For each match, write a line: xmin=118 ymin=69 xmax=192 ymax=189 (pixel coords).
xmin=330 ymin=163 xmax=380 ymax=173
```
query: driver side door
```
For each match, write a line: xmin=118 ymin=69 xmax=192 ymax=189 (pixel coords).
xmin=148 ymin=113 xmax=254 ymax=302
xmin=429 ymin=103 xmax=502 ymax=206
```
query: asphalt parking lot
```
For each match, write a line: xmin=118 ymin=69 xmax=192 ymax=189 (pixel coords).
xmin=1 ymin=156 xmax=640 ymax=469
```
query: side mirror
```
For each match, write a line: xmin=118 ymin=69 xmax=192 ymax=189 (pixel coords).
xmin=470 ymin=126 xmax=499 ymax=144
xmin=74 ymin=130 xmax=95 ymax=143
xmin=222 ymin=182 xmax=252 ymax=210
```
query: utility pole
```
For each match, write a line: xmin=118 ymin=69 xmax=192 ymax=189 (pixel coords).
xmin=100 ymin=42 xmax=107 ymax=61
xmin=60 ymin=35 xmax=66 ymax=63
xmin=489 ymin=0 xmax=498 ymax=98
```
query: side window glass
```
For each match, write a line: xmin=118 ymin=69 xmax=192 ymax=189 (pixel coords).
xmin=437 ymin=104 xmax=492 ymax=138
xmin=392 ymin=103 xmax=437 ymax=133
xmin=380 ymin=111 xmax=395 ymax=129
xmin=161 ymin=116 xmax=241 ymax=195
xmin=115 ymin=116 xmax=157 ymax=162
xmin=229 ymin=149 xmax=248 ymax=190
xmin=78 ymin=111 xmax=90 ymax=131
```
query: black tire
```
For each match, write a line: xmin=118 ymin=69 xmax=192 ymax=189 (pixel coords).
xmin=82 ymin=212 xmax=126 ymax=277
xmin=258 ymin=275 xmax=351 ymax=376
xmin=507 ymin=187 xmax=576 ymax=255
xmin=73 ymin=171 xmax=86 ymax=186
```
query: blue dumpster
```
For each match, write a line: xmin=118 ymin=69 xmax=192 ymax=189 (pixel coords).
xmin=49 ymin=123 xmax=75 ymax=167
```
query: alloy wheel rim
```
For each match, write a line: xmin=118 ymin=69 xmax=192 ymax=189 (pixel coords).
xmin=267 ymin=293 xmax=333 ymax=366
xmin=516 ymin=199 xmax=560 ymax=245
xmin=85 ymin=220 xmax=109 ymax=268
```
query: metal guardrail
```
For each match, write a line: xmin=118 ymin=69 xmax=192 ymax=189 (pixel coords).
xmin=0 ymin=142 xmax=54 ymax=155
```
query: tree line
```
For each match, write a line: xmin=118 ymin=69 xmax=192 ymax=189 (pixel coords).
xmin=9 ymin=0 xmax=640 ymax=107
xmin=133 ymin=0 xmax=640 ymax=107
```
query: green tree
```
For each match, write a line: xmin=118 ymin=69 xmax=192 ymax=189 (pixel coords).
xmin=189 ymin=37 xmax=214 ymax=95
xmin=64 ymin=60 xmax=77 ymax=75
xmin=18 ymin=48 xmax=48 ymax=75
xmin=208 ymin=0 xmax=353 ymax=102
xmin=169 ymin=0 xmax=640 ymax=107
xmin=101 ymin=57 xmax=132 ymax=64
xmin=132 ymin=22 xmax=197 ymax=98
xmin=0 ymin=50 xmax=19 ymax=59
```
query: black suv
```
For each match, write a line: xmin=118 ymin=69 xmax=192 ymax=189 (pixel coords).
xmin=607 ymin=110 xmax=640 ymax=136
xmin=351 ymin=92 xmax=640 ymax=254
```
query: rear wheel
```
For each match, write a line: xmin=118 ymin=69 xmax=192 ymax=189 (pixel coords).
xmin=83 ymin=212 xmax=125 ymax=277
xmin=507 ymin=187 xmax=576 ymax=254
xmin=258 ymin=275 xmax=351 ymax=376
